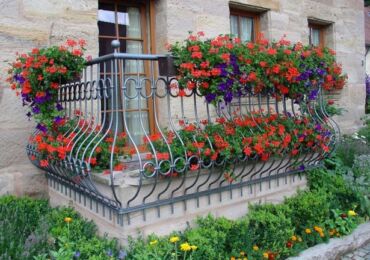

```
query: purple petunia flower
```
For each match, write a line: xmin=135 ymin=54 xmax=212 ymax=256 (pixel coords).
xmin=36 ymin=123 xmax=47 ymax=133
xmin=298 ymin=165 xmax=305 ymax=171
xmin=205 ymin=93 xmax=216 ymax=103
xmin=224 ymin=91 xmax=233 ymax=103
xmin=32 ymin=106 xmax=40 ymax=114
xmin=54 ymin=116 xmax=63 ymax=124
xmin=315 ymin=123 xmax=322 ymax=131
xmin=218 ymin=82 xmax=227 ymax=92
xmin=316 ymin=68 xmax=326 ymax=76
xmin=56 ymin=103 xmax=63 ymax=111
xmin=308 ymin=89 xmax=319 ymax=100
xmin=14 ymin=74 xmax=25 ymax=84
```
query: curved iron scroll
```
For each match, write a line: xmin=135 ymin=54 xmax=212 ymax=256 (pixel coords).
xmin=27 ymin=43 xmax=339 ymax=218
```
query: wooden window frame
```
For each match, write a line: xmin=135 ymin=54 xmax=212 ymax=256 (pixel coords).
xmin=308 ymin=23 xmax=325 ymax=48
xmin=98 ymin=0 xmax=156 ymax=139
xmin=230 ymin=9 xmax=260 ymax=42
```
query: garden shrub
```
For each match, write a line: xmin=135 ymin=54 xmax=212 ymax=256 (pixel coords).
xmin=285 ymin=189 xmax=331 ymax=230
xmin=126 ymin=234 xmax=178 ymax=260
xmin=0 ymin=196 xmax=50 ymax=259
xmin=358 ymin=117 xmax=370 ymax=142
xmin=184 ymin=215 xmax=235 ymax=259
xmin=0 ymin=196 xmax=122 ymax=260
xmin=246 ymin=203 xmax=294 ymax=254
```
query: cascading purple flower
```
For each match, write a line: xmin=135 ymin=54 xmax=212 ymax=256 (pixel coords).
xmin=308 ymin=89 xmax=319 ymax=100
xmin=36 ymin=123 xmax=47 ymax=133
xmin=14 ymin=74 xmax=25 ymax=84
xmin=54 ymin=116 xmax=63 ymax=125
xmin=224 ymin=91 xmax=233 ymax=103
xmin=205 ymin=93 xmax=216 ymax=103
xmin=32 ymin=106 xmax=40 ymax=114
xmin=56 ymin=103 xmax=63 ymax=111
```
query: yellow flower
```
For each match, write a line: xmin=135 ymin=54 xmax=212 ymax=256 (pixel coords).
xmin=169 ymin=236 xmax=180 ymax=243
xmin=253 ymin=245 xmax=259 ymax=251
xmin=348 ymin=210 xmax=357 ymax=216
xmin=243 ymin=258 xmax=248 ymax=260
xmin=190 ymin=245 xmax=197 ymax=251
xmin=263 ymin=252 xmax=269 ymax=259
xmin=291 ymin=235 xmax=297 ymax=241
xmin=314 ymin=226 xmax=323 ymax=233
xmin=230 ymin=257 xmax=236 ymax=260
xmin=305 ymin=228 xmax=312 ymax=234
xmin=298 ymin=237 xmax=302 ymax=242
xmin=64 ymin=217 xmax=72 ymax=223
xmin=180 ymin=242 xmax=192 ymax=252
xmin=240 ymin=251 xmax=245 ymax=256
xmin=149 ymin=240 xmax=158 ymax=246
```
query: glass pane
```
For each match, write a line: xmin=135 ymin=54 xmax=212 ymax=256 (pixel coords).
xmin=311 ymin=28 xmax=320 ymax=46
xmin=122 ymin=40 xmax=144 ymax=73
xmin=126 ymin=111 xmax=150 ymax=145
xmin=99 ymin=38 xmax=115 ymax=72
xmin=230 ymin=15 xmax=239 ymax=38
xmin=117 ymin=6 xmax=141 ymax=38
xmin=240 ymin=17 xmax=253 ymax=42
xmin=98 ymin=3 xmax=116 ymax=36
xmin=124 ymin=76 xmax=148 ymax=109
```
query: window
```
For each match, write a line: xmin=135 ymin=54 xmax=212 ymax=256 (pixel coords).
xmin=308 ymin=18 xmax=333 ymax=48
xmin=98 ymin=0 xmax=154 ymax=145
xmin=308 ymin=23 xmax=325 ymax=47
xmin=230 ymin=9 xmax=260 ymax=42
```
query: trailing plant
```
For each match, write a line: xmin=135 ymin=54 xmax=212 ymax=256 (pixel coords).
xmin=169 ymin=32 xmax=346 ymax=105
xmin=7 ymin=39 xmax=88 ymax=132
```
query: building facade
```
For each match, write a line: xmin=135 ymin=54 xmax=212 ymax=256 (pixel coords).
xmin=0 ymin=0 xmax=365 ymax=197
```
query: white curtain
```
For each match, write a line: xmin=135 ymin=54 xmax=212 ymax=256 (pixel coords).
xmin=311 ymin=28 xmax=320 ymax=46
xmin=230 ymin=15 xmax=238 ymax=37
xmin=124 ymin=7 xmax=149 ymax=145
xmin=240 ymin=17 xmax=253 ymax=42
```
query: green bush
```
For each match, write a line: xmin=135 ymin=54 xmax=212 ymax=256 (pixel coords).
xmin=285 ymin=189 xmax=331 ymax=230
xmin=0 ymin=196 xmax=121 ymax=260
xmin=0 ymin=196 xmax=50 ymax=259
xmin=247 ymin=203 xmax=294 ymax=254
xmin=184 ymin=215 xmax=235 ymax=259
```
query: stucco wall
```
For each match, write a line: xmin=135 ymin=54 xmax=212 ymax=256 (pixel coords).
xmin=0 ymin=0 xmax=366 ymax=197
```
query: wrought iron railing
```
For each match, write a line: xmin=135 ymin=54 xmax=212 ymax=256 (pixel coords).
xmin=27 ymin=40 xmax=340 ymax=221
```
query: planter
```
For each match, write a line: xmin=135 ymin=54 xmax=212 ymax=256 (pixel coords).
xmin=158 ymin=55 xmax=176 ymax=77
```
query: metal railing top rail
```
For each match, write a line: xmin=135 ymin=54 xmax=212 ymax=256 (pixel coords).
xmin=26 ymin=40 xmax=340 ymax=219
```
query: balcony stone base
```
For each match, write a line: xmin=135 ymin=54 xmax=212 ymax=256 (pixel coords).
xmin=48 ymin=171 xmax=307 ymax=245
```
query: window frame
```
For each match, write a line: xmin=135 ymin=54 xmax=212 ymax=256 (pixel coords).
xmin=98 ymin=0 xmax=156 ymax=142
xmin=230 ymin=8 xmax=260 ymax=42
xmin=308 ymin=23 xmax=325 ymax=48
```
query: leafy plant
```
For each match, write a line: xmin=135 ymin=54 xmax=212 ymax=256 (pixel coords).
xmin=169 ymin=32 xmax=346 ymax=105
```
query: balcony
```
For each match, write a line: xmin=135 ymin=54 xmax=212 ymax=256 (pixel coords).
xmin=26 ymin=40 xmax=339 ymax=230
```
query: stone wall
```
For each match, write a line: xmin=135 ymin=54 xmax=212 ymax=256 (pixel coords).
xmin=0 ymin=0 xmax=99 ymax=197
xmin=0 ymin=0 xmax=366 ymax=197
xmin=156 ymin=0 xmax=366 ymax=132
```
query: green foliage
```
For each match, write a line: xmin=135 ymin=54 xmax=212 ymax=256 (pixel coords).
xmin=0 ymin=196 xmax=50 ymax=259
xmin=325 ymin=209 xmax=360 ymax=237
xmin=247 ymin=204 xmax=294 ymax=253
xmin=358 ymin=117 xmax=370 ymax=143
xmin=184 ymin=215 xmax=236 ymax=259
xmin=0 ymin=196 xmax=121 ymax=260
xmin=336 ymin=135 xmax=370 ymax=168
xmin=285 ymin=189 xmax=331 ymax=230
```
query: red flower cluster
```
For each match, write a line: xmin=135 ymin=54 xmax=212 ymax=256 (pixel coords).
xmin=170 ymin=33 xmax=346 ymax=104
